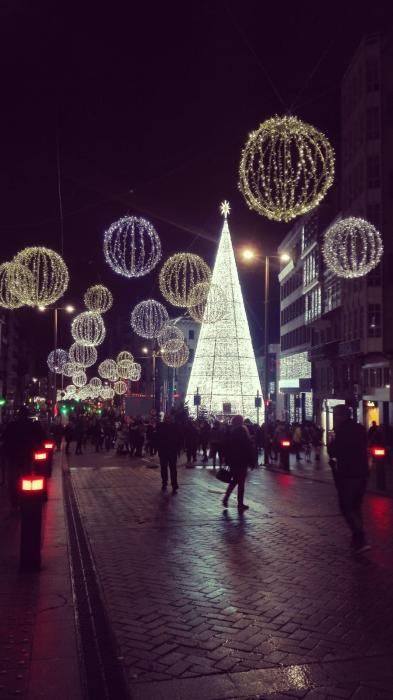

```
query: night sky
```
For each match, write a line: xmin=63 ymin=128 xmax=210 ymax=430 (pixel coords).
xmin=1 ymin=1 xmax=392 ymax=373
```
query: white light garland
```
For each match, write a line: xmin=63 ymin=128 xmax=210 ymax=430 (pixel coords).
xmin=104 ymin=216 xmax=162 ymax=278
xmin=47 ymin=348 xmax=68 ymax=373
xmin=62 ymin=361 xmax=82 ymax=377
xmin=130 ymin=299 xmax=169 ymax=339
xmin=89 ymin=377 xmax=102 ymax=389
xmin=157 ymin=322 xmax=184 ymax=351
xmin=113 ymin=379 xmax=127 ymax=395
xmin=323 ymin=217 xmax=383 ymax=278
xmin=159 ymin=253 xmax=211 ymax=307
xmin=188 ymin=282 xmax=227 ymax=324
xmin=64 ymin=384 xmax=77 ymax=395
xmin=129 ymin=362 xmax=142 ymax=381
xmin=0 ymin=261 xmax=33 ymax=309
xmin=117 ymin=363 xmax=133 ymax=379
xmin=69 ymin=343 xmax=98 ymax=368
xmin=98 ymin=359 xmax=119 ymax=381
xmin=161 ymin=342 xmax=189 ymax=368
xmin=72 ymin=369 xmax=88 ymax=387
xmin=12 ymin=246 xmax=69 ymax=307
xmin=78 ymin=385 xmax=91 ymax=400
xmin=239 ymin=115 xmax=335 ymax=222
xmin=84 ymin=285 xmax=113 ymax=313
xmin=101 ymin=385 xmax=115 ymax=400
xmin=117 ymin=350 xmax=134 ymax=364
xmin=71 ymin=311 xmax=106 ymax=347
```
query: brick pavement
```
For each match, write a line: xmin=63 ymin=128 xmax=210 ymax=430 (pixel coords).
xmin=70 ymin=448 xmax=393 ymax=699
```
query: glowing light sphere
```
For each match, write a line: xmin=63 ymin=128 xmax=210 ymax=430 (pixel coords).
xmin=117 ymin=350 xmax=134 ymax=364
xmin=117 ymin=363 xmax=133 ymax=379
xmin=129 ymin=362 xmax=142 ymax=381
xmin=104 ymin=216 xmax=162 ymax=278
xmin=89 ymin=377 xmax=102 ymax=389
xmin=159 ymin=253 xmax=211 ymax=307
xmin=47 ymin=348 xmax=68 ymax=374
xmin=84 ymin=285 xmax=113 ymax=313
xmin=130 ymin=299 xmax=169 ymax=339
xmin=78 ymin=385 xmax=91 ymax=400
xmin=72 ymin=369 xmax=87 ymax=387
xmin=69 ymin=343 xmax=98 ymax=368
xmin=157 ymin=323 xmax=184 ymax=351
xmin=62 ymin=361 xmax=82 ymax=377
xmin=0 ymin=261 xmax=33 ymax=309
xmin=188 ymin=282 xmax=227 ymax=324
xmin=101 ymin=386 xmax=115 ymax=400
xmin=113 ymin=379 xmax=127 ymax=395
xmin=161 ymin=342 xmax=189 ymax=368
xmin=323 ymin=217 xmax=383 ymax=278
xmin=64 ymin=384 xmax=77 ymax=395
xmin=12 ymin=246 xmax=69 ymax=307
xmin=71 ymin=311 xmax=106 ymax=347
xmin=239 ymin=115 xmax=335 ymax=222
xmin=98 ymin=359 xmax=119 ymax=381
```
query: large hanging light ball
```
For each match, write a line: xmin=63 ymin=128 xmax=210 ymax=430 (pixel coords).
xmin=161 ymin=342 xmax=189 ymax=368
xmin=0 ymin=261 xmax=33 ymax=309
xmin=64 ymin=384 xmax=77 ymax=395
xmin=117 ymin=363 xmax=133 ymax=379
xmin=129 ymin=362 xmax=142 ymax=381
xmin=12 ymin=246 xmax=69 ymax=307
xmin=239 ymin=115 xmax=335 ymax=222
xmin=101 ymin=385 xmax=115 ymax=400
xmin=117 ymin=350 xmax=134 ymax=364
xmin=84 ymin=285 xmax=113 ymax=313
xmin=89 ymin=376 xmax=102 ymax=389
xmin=104 ymin=216 xmax=162 ymax=278
xmin=188 ymin=282 xmax=227 ymax=324
xmin=113 ymin=379 xmax=127 ymax=395
xmin=47 ymin=348 xmax=68 ymax=374
xmin=78 ymin=385 xmax=92 ymax=400
xmin=62 ymin=361 xmax=82 ymax=377
xmin=98 ymin=359 xmax=119 ymax=381
xmin=72 ymin=369 xmax=88 ymax=387
xmin=69 ymin=342 xmax=98 ymax=368
xmin=130 ymin=299 xmax=169 ymax=339
xmin=323 ymin=217 xmax=383 ymax=278
xmin=157 ymin=323 xmax=184 ymax=351
xmin=159 ymin=253 xmax=211 ymax=307
xmin=71 ymin=311 xmax=106 ymax=347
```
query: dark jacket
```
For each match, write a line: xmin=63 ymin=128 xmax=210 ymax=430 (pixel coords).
xmin=328 ymin=419 xmax=369 ymax=478
xmin=225 ymin=425 xmax=254 ymax=471
xmin=156 ymin=422 xmax=179 ymax=455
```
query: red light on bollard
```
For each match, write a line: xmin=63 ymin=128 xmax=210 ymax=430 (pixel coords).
xmin=34 ymin=451 xmax=47 ymax=462
xmin=372 ymin=447 xmax=386 ymax=457
xmin=281 ymin=440 xmax=291 ymax=448
xmin=21 ymin=477 xmax=45 ymax=492
xmin=44 ymin=442 xmax=55 ymax=450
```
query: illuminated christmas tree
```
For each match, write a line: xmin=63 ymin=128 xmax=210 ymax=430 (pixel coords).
xmin=185 ymin=202 xmax=264 ymax=422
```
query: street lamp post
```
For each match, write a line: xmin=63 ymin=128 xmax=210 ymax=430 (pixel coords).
xmin=240 ymin=248 xmax=290 ymax=424
xmin=39 ymin=304 xmax=75 ymax=416
xmin=142 ymin=346 xmax=161 ymax=416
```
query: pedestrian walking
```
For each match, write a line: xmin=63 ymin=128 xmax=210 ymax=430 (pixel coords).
xmin=328 ymin=405 xmax=370 ymax=553
xmin=64 ymin=422 xmax=74 ymax=455
xmin=74 ymin=420 xmax=84 ymax=455
xmin=209 ymin=420 xmax=224 ymax=469
xmin=222 ymin=415 xmax=254 ymax=512
xmin=184 ymin=419 xmax=199 ymax=465
xmin=156 ymin=414 xmax=180 ymax=493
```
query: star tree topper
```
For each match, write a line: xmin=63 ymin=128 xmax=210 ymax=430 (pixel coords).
xmin=220 ymin=200 xmax=231 ymax=219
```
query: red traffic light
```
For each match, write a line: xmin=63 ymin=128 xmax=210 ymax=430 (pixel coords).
xmin=372 ymin=447 xmax=386 ymax=457
xmin=21 ymin=477 xmax=45 ymax=492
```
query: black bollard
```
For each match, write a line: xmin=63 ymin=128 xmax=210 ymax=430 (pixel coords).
xmin=372 ymin=447 xmax=386 ymax=491
xmin=19 ymin=476 xmax=45 ymax=571
xmin=279 ymin=440 xmax=291 ymax=470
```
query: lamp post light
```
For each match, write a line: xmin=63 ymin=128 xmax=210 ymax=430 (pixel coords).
xmin=240 ymin=247 xmax=290 ymax=423
xmin=38 ymin=304 xmax=75 ymax=415
xmin=141 ymin=346 xmax=161 ymax=415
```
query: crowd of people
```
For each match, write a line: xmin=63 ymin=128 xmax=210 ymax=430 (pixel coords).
xmin=1 ymin=404 xmax=392 ymax=554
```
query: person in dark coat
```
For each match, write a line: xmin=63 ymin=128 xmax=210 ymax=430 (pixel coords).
xmin=184 ymin=419 xmax=199 ymax=465
xmin=64 ymin=422 xmax=74 ymax=455
xmin=328 ymin=405 xmax=370 ymax=553
xmin=2 ymin=407 xmax=45 ymax=508
xmin=222 ymin=415 xmax=254 ymax=512
xmin=156 ymin=415 xmax=180 ymax=492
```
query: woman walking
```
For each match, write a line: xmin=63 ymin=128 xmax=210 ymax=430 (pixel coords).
xmin=222 ymin=415 xmax=254 ymax=512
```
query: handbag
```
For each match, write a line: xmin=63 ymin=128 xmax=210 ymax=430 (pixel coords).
xmin=215 ymin=465 xmax=232 ymax=484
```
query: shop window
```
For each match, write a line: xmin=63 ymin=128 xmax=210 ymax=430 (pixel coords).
xmin=368 ymin=303 xmax=382 ymax=337
xmin=383 ymin=367 xmax=390 ymax=386
xmin=189 ymin=329 xmax=194 ymax=340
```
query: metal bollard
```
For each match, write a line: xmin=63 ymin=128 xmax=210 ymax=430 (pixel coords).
xmin=371 ymin=446 xmax=386 ymax=491
xmin=279 ymin=440 xmax=291 ymax=470
xmin=19 ymin=476 xmax=45 ymax=571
